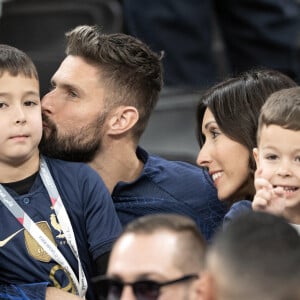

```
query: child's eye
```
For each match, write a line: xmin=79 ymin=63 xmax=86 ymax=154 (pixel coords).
xmin=24 ymin=100 xmax=38 ymax=106
xmin=265 ymin=154 xmax=278 ymax=160
xmin=0 ymin=102 xmax=8 ymax=109
xmin=295 ymin=156 xmax=300 ymax=163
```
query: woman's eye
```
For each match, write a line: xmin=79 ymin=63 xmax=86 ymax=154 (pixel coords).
xmin=0 ymin=102 xmax=8 ymax=109
xmin=210 ymin=130 xmax=220 ymax=139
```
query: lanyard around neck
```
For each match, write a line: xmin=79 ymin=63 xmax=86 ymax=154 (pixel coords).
xmin=0 ymin=156 xmax=87 ymax=298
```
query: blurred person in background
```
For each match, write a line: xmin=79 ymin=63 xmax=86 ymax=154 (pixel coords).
xmin=123 ymin=0 xmax=300 ymax=89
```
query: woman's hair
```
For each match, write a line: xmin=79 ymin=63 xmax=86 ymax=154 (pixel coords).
xmin=197 ymin=69 xmax=297 ymax=172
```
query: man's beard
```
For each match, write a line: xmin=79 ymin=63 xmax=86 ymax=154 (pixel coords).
xmin=39 ymin=114 xmax=106 ymax=162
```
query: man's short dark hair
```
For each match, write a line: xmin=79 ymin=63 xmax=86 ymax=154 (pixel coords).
xmin=65 ymin=25 xmax=163 ymax=142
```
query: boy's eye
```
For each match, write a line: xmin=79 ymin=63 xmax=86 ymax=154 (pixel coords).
xmin=0 ymin=102 xmax=8 ymax=109
xmin=24 ymin=100 xmax=38 ymax=106
xmin=265 ymin=154 xmax=278 ymax=160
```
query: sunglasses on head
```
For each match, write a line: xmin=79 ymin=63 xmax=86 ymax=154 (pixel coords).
xmin=95 ymin=274 xmax=199 ymax=300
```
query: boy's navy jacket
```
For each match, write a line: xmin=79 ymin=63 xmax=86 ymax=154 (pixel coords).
xmin=0 ymin=157 xmax=122 ymax=300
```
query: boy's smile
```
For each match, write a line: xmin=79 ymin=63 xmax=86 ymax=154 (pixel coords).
xmin=272 ymin=184 xmax=299 ymax=199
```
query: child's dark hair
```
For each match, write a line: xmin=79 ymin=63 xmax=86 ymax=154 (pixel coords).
xmin=0 ymin=44 xmax=38 ymax=79
xmin=257 ymin=87 xmax=300 ymax=143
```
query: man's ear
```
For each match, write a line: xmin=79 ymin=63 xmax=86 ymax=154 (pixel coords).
xmin=107 ymin=106 xmax=139 ymax=135
xmin=253 ymin=148 xmax=260 ymax=168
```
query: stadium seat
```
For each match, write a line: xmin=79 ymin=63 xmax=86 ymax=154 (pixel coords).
xmin=140 ymin=87 xmax=200 ymax=164
xmin=0 ymin=0 xmax=123 ymax=96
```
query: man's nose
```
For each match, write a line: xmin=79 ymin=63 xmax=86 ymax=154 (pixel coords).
xmin=41 ymin=91 xmax=54 ymax=112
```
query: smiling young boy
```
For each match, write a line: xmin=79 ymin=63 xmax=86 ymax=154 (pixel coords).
xmin=0 ymin=44 xmax=121 ymax=299
xmin=252 ymin=86 xmax=300 ymax=228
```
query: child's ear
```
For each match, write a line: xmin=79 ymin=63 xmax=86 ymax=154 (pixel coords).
xmin=253 ymin=148 xmax=259 ymax=168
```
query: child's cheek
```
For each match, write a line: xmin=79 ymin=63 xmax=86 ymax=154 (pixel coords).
xmin=259 ymin=161 xmax=275 ymax=180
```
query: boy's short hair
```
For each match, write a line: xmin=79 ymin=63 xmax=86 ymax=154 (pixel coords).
xmin=257 ymin=86 xmax=300 ymax=143
xmin=0 ymin=44 xmax=38 ymax=79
